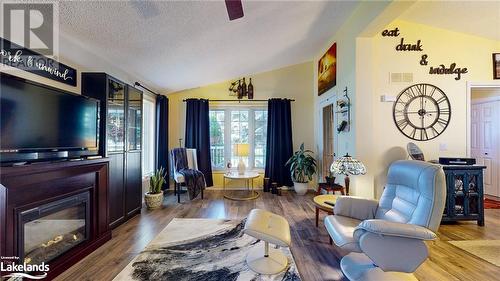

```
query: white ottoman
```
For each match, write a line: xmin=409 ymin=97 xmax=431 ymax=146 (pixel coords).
xmin=243 ymin=209 xmax=291 ymax=274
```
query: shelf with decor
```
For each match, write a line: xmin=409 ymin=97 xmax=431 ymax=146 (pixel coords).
xmin=335 ymin=87 xmax=351 ymax=133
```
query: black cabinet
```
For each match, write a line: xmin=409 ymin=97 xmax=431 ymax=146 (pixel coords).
xmin=82 ymin=73 xmax=143 ymax=228
xmin=441 ymin=165 xmax=486 ymax=226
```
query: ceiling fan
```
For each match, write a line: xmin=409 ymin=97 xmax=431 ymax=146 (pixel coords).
xmin=225 ymin=0 xmax=244 ymax=21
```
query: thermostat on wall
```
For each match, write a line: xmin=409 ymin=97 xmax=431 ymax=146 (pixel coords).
xmin=380 ymin=95 xmax=397 ymax=102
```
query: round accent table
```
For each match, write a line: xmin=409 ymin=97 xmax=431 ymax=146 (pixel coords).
xmin=313 ymin=194 xmax=339 ymax=227
xmin=223 ymin=171 xmax=260 ymax=201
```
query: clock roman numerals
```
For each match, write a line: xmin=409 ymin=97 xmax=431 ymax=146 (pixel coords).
xmin=393 ymin=84 xmax=450 ymax=141
xmin=396 ymin=118 xmax=409 ymax=130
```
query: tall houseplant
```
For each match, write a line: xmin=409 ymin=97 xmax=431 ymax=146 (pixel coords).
xmin=144 ymin=167 xmax=166 ymax=209
xmin=286 ymin=143 xmax=317 ymax=195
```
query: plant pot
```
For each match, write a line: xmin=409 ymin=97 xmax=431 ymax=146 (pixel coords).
xmin=293 ymin=182 xmax=309 ymax=195
xmin=144 ymin=192 xmax=164 ymax=209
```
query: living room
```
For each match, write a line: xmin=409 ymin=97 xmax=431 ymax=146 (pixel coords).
xmin=0 ymin=1 xmax=499 ymax=281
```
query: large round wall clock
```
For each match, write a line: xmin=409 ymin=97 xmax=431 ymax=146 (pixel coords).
xmin=393 ymin=83 xmax=451 ymax=141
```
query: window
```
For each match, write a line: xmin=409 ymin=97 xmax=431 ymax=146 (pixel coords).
xmin=209 ymin=107 xmax=267 ymax=170
xmin=142 ymin=96 xmax=156 ymax=176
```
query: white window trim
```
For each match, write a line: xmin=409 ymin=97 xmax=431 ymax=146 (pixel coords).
xmin=210 ymin=104 xmax=267 ymax=172
xmin=142 ymin=94 xmax=156 ymax=179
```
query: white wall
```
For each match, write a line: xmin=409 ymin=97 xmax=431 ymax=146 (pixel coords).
xmin=1 ymin=32 xmax=143 ymax=94
xmin=313 ymin=1 xmax=392 ymax=198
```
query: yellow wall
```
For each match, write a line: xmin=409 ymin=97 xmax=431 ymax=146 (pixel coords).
xmin=357 ymin=20 xmax=500 ymax=198
xmin=168 ymin=62 xmax=315 ymax=188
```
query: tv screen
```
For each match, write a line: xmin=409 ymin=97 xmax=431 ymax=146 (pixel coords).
xmin=0 ymin=73 xmax=99 ymax=156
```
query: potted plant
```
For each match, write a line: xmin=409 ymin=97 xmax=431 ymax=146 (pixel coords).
xmin=145 ymin=167 xmax=166 ymax=209
xmin=286 ymin=143 xmax=317 ymax=195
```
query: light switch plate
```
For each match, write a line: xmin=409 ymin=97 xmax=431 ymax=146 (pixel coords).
xmin=380 ymin=95 xmax=397 ymax=102
xmin=439 ymin=143 xmax=448 ymax=151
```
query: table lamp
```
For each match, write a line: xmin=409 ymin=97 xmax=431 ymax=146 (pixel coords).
xmin=235 ymin=143 xmax=249 ymax=175
xmin=330 ymin=154 xmax=366 ymax=195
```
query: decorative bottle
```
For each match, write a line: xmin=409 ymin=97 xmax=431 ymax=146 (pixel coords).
xmin=242 ymin=78 xmax=247 ymax=97
xmin=237 ymin=80 xmax=242 ymax=99
xmin=247 ymin=78 xmax=254 ymax=99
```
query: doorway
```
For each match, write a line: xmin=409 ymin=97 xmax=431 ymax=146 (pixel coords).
xmin=319 ymin=101 xmax=336 ymax=181
xmin=470 ymin=86 xmax=500 ymax=199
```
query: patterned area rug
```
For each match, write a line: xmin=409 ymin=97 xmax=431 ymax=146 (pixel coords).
xmin=114 ymin=218 xmax=302 ymax=281
xmin=449 ymin=240 xmax=500 ymax=266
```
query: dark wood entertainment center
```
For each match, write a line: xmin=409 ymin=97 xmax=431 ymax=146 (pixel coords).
xmin=0 ymin=158 xmax=111 ymax=279
xmin=82 ymin=73 xmax=143 ymax=229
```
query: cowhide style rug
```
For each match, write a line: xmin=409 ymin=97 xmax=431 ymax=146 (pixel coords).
xmin=114 ymin=218 xmax=302 ymax=281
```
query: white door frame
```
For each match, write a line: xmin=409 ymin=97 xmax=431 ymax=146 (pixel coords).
xmin=466 ymin=81 xmax=500 ymax=157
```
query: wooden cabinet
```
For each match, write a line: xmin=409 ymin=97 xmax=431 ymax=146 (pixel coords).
xmin=441 ymin=165 xmax=486 ymax=226
xmin=82 ymin=73 xmax=143 ymax=228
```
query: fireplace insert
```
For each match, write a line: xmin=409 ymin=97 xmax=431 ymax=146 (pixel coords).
xmin=17 ymin=192 xmax=90 ymax=265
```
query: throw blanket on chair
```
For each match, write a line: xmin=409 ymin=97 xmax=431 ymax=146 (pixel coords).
xmin=172 ymin=148 xmax=206 ymax=200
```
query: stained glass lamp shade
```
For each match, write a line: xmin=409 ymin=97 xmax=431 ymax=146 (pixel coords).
xmin=331 ymin=154 xmax=366 ymax=176
xmin=330 ymin=154 xmax=366 ymax=195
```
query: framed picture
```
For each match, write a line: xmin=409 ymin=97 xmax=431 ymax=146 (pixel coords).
xmin=318 ymin=43 xmax=337 ymax=96
xmin=494 ymin=53 xmax=500 ymax=79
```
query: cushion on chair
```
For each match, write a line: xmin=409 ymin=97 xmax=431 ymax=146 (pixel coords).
xmin=340 ymin=252 xmax=418 ymax=281
xmin=173 ymin=171 xmax=185 ymax=183
xmin=334 ymin=197 xmax=378 ymax=221
xmin=244 ymin=209 xmax=291 ymax=247
xmin=375 ymin=160 xmax=446 ymax=232
xmin=324 ymin=215 xmax=362 ymax=253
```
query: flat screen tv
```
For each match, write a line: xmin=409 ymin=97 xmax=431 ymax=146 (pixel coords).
xmin=0 ymin=73 xmax=100 ymax=163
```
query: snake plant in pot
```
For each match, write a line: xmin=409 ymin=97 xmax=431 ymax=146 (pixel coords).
xmin=145 ymin=167 xmax=166 ymax=209
xmin=286 ymin=143 xmax=317 ymax=195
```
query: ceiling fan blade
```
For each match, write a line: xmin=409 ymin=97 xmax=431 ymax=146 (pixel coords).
xmin=225 ymin=0 xmax=244 ymax=21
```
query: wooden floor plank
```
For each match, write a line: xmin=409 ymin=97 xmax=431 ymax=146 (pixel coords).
xmin=56 ymin=190 xmax=500 ymax=281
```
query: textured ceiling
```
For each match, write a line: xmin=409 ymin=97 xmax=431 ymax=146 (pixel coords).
xmin=59 ymin=1 xmax=358 ymax=93
xmin=399 ymin=1 xmax=500 ymax=41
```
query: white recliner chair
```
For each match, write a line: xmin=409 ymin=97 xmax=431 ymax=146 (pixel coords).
xmin=325 ymin=160 xmax=446 ymax=281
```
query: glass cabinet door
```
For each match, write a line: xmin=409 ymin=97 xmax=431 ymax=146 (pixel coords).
xmin=107 ymin=80 xmax=126 ymax=152
xmin=127 ymin=87 xmax=142 ymax=151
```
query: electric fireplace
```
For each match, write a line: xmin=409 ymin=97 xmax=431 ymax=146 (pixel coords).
xmin=0 ymin=158 xmax=111 ymax=279
xmin=18 ymin=192 xmax=90 ymax=265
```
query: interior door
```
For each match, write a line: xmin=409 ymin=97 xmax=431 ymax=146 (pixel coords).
xmin=322 ymin=104 xmax=334 ymax=179
xmin=471 ymin=101 xmax=499 ymax=197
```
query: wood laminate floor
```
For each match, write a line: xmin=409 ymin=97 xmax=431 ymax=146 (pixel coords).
xmin=57 ymin=190 xmax=500 ymax=281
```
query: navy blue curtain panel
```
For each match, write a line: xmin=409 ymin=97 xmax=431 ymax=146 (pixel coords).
xmin=156 ymin=95 xmax=169 ymax=189
xmin=185 ymin=99 xmax=214 ymax=187
xmin=265 ymin=98 xmax=293 ymax=187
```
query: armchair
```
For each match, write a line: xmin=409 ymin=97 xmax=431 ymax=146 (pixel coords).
xmin=171 ymin=148 xmax=204 ymax=203
xmin=324 ymin=160 xmax=446 ymax=281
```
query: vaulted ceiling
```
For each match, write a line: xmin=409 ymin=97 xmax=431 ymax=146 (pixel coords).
xmin=399 ymin=1 xmax=500 ymax=41
xmin=59 ymin=1 xmax=358 ymax=93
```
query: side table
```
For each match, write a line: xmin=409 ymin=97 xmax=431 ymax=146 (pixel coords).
xmin=317 ymin=182 xmax=346 ymax=195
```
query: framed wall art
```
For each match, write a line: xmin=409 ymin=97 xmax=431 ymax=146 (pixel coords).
xmin=318 ymin=42 xmax=337 ymax=96
xmin=493 ymin=53 xmax=500 ymax=79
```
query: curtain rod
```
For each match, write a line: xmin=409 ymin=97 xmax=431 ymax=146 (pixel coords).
xmin=134 ymin=82 xmax=160 ymax=96
xmin=182 ymin=99 xmax=295 ymax=102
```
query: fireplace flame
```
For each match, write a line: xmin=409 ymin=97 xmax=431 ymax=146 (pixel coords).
xmin=41 ymin=235 xmax=63 ymax=248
